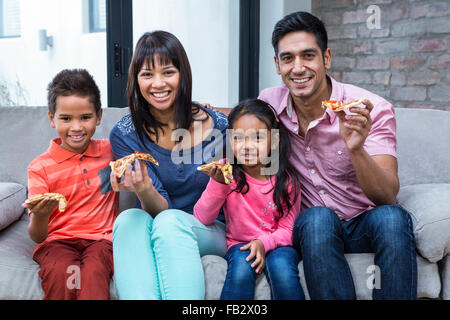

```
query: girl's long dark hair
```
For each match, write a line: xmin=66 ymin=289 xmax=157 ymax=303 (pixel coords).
xmin=228 ymin=99 xmax=300 ymax=220
xmin=127 ymin=30 xmax=203 ymax=144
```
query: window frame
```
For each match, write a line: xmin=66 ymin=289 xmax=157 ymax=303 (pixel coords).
xmin=0 ymin=0 xmax=21 ymax=39
xmin=89 ymin=0 xmax=106 ymax=33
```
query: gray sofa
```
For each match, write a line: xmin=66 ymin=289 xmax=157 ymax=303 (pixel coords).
xmin=0 ymin=106 xmax=449 ymax=300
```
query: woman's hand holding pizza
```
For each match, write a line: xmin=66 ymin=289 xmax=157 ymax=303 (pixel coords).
xmin=111 ymin=159 xmax=155 ymax=197
xmin=335 ymin=99 xmax=373 ymax=153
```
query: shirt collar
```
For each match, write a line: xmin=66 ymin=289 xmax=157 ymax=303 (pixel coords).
xmin=48 ymin=138 xmax=101 ymax=163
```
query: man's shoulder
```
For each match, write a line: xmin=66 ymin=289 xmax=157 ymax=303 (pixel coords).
xmin=338 ymin=80 xmax=392 ymax=109
xmin=259 ymin=85 xmax=289 ymax=100
xmin=258 ymin=85 xmax=290 ymax=110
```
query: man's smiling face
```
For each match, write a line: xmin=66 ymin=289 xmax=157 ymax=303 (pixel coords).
xmin=274 ymin=31 xmax=331 ymax=102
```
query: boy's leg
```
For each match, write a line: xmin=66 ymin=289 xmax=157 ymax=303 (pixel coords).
xmin=78 ymin=239 xmax=113 ymax=300
xmin=112 ymin=208 xmax=160 ymax=299
xmin=264 ymin=246 xmax=305 ymax=300
xmin=150 ymin=209 xmax=227 ymax=300
xmin=220 ymin=243 xmax=258 ymax=300
xmin=292 ymin=206 xmax=356 ymax=299
xmin=33 ymin=239 xmax=81 ymax=300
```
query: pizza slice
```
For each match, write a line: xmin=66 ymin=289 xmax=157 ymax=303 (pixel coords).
xmin=321 ymin=98 xmax=365 ymax=112
xmin=25 ymin=193 xmax=67 ymax=212
xmin=110 ymin=152 xmax=159 ymax=178
xmin=197 ymin=161 xmax=234 ymax=185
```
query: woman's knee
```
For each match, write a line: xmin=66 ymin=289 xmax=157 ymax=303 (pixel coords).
xmin=112 ymin=208 xmax=152 ymax=238
xmin=151 ymin=209 xmax=195 ymax=241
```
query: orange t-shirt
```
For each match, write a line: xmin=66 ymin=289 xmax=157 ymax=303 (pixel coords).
xmin=27 ymin=138 xmax=119 ymax=254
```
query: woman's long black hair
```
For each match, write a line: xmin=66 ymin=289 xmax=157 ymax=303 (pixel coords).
xmin=227 ymin=99 xmax=301 ymax=220
xmin=127 ymin=30 xmax=203 ymax=144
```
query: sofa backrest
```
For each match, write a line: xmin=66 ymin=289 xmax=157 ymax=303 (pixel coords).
xmin=0 ymin=106 xmax=449 ymax=192
xmin=395 ymin=108 xmax=450 ymax=187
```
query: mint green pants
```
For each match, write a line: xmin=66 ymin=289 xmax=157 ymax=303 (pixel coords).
xmin=112 ymin=208 xmax=227 ymax=299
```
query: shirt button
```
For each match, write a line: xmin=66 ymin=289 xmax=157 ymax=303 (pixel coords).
xmin=83 ymin=169 xmax=87 ymax=173
xmin=337 ymin=150 xmax=343 ymax=155
xmin=319 ymin=190 xmax=325 ymax=195
xmin=306 ymin=146 xmax=311 ymax=152
xmin=87 ymin=180 xmax=90 ymax=185
xmin=80 ymin=157 xmax=83 ymax=161
xmin=311 ymin=169 xmax=316 ymax=174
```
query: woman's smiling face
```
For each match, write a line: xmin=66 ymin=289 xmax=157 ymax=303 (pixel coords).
xmin=137 ymin=56 xmax=180 ymax=114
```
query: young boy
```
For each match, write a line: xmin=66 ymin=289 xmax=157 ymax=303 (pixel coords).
xmin=22 ymin=69 xmax=118 ymax=300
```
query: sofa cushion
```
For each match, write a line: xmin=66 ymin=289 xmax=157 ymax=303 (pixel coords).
xmin=202 ymin=253 xmax=440 ymax=299
xmin=397 ymin=184 xmax=450 ymax=263
xmin=440 ymin=255 xmax=450 ymax=300
xmin=0 ymin=183 xmax=26 ymax=231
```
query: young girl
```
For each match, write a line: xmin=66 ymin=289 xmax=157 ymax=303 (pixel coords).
xmin=194 ymin=98 xmax=305 ymax=300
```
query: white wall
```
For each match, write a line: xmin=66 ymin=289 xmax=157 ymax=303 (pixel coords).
xmin=0 ymin=0 xmax=107 ymax=107
xmin=132 ymin=0 xmax=240 ymax=108
xmin=259 ymin=0 xmax=312 ymax=92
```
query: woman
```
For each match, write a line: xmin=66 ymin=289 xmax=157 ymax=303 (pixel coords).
xmin=109 ymin=31 xmax=228 ymax=299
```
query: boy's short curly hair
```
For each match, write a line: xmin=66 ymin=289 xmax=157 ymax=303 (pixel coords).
xmin=47 ymin=69 xmax=101 ymax=115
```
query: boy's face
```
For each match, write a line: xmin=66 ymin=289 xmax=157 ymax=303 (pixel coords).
xmin=274 ymin=31 xmax=331 ymax=102
xmin=48 ymin=95 xmax=102 ymax=154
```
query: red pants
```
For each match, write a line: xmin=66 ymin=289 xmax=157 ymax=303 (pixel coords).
xmin=33 ymin=239 xmax=113 ymax=300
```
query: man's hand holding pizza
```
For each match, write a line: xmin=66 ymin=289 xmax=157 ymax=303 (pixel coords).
xmin=335 ymin=99 xmax=373 ymax=153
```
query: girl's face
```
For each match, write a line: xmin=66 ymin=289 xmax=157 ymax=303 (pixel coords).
xmin=137 ymin=56 xmax=180 ymax=114
xmin=231 ymin=114 xmax=272 ymax=169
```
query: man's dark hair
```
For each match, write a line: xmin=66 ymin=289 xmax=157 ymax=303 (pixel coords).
xmin=47 ymin=69 xmax=101 ymax=115
xmin=272 ymin=11 xmax=328 ymax=57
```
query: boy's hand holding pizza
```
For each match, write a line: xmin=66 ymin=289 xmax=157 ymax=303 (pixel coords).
xmin=22 ymin=197 xmax=59 ymax=218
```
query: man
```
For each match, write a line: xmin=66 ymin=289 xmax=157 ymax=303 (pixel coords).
xmin=258 ymin=11 xmax=417 ymax=300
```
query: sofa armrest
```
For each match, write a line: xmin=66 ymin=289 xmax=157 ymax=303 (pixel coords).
xmin=0 ymin=182 xmax=27 ymax=231
xmin=397 ymin=184 xmax=450 ymax=263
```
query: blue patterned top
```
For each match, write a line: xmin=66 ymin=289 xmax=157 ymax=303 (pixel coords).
xmin=109 ymin=106 xmax=228 ymax=215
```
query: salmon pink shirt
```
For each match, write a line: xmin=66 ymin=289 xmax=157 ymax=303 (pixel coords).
xmin=258 ymin=75 xmax=397 ymax=221
xmin=194 ymin=174 xmax=301 ymax=252
xmin=27 ymin=138 xmax=119 ymax=253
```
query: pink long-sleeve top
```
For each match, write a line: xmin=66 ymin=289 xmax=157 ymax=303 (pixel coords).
xmin=193 ymin=172 xmax=301 ymax=253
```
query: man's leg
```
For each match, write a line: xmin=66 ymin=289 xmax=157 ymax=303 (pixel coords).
xmin=351 ymin=205 xmax=417 ymax=300
xmin=292 ymin=206 xmax=356 ymax=299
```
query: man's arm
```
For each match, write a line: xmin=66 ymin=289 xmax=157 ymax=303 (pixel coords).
xmin=349 ymin=152 xmax=399 ymax=205
xmin=336 ymin=99 xmax=399 ymax=205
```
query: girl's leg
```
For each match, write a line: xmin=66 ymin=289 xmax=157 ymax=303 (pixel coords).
xmin=151 ymin=209 xmax=227 ymax=300
xmin=220 ymin=243 xmax=258 ymax=300
xmin=265 ymin=246 xmax=305 ymax=300
xmin=112 ymin=208 xmax=160 ymax=299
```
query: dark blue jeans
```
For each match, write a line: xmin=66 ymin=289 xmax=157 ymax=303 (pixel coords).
xmin=292 ymin=205 xmax=417 ymax=300
xmin=220 ymin=243 xmax=305 ymax=300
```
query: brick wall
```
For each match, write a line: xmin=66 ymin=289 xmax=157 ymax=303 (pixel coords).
xmin=312 ymin=0 xmax=450 ymax=110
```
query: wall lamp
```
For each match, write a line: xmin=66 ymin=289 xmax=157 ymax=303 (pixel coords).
xmin=38 ymin=29 xmax=54 ymax=51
